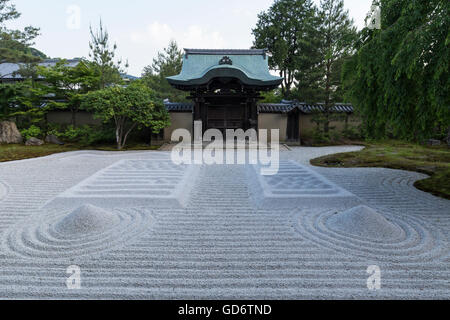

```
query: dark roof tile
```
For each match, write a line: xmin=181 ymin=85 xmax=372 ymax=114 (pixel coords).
xmin=164 ymin=102 xmax=193 ymax=112
xmin=258 ymin=103 xmax=296 ymax=113
xmin=164 ymin=100 xmax=354 ymax=114
xmin=297 ymin=103 xmax=354 ymax=114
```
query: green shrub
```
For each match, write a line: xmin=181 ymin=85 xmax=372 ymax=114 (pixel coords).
xmin=46 ymin=124 xmax=115 ymax=146
xmin=342 ymin=126 xmax=363 ymax=140
xmin=301 ymin=128 xmax=331 ymax=145
xmin=20 ymin=125 xmax=43 ymax=140
xmin=312 ymin=129 xmax=330 ymax=145
xmin=77 ymin=126 xmax=115 ymax=146
xmin=46 ymin=124 xmax=66 ymax=139
xmin=330 ymin=131 xmax=341 ymax=142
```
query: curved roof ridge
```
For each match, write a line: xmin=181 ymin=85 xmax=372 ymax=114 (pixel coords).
xmin=167 ymin=49 xmax=282 ymax=90
xmin=184 ymin=49 xmax=267 ymax=56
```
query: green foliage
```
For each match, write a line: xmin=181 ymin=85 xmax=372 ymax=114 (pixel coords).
xmin=302 ymin=128 xmax=331 ymax=145
xmin=0 ymin=0 xmax=19 ymax=24
xmin=0 ymin=1 xmax=45 ymax=127
xmin=0 ymin=82 xmax=23 ymax=119
xmin=343 ymin=0 xmax=450 ymax=141
xmin=312 ymin=0 xmax=358 ymax=133
xmin=0 ymin=81 xmax=48 ymax=128
xmin=330 ymin=130 xmax=341 ymax=142
xmin=141 ymin=40 xmax=188 ymax=102
xmin=312 ymin=128 xmax=331 ymax=144
xmin=20 ymin=124 xmax=42 ymax=140
xmin=259 ymin=90 xmax=283 ymax=103
xmin=36 ymin=59 xmax=100 ymax=125
xmin=47 ymin=124 xmax=115 ymax=146
xmin=2 ymin=60 xmax=99 ymax=128
xmin=342 ymin=126 xmax=363 ymax=140
xmin=82 ymin=83 xmax=171 ymax=149
xmin=253 ymin=0 xmax=322 ymax=98
xmin=303 ymin=122 xmax=362 ymax=145
xmin=252 ymin=0 xmax=358 ymax=129
xmin=0 ymin=0 xmax=41 ymax=64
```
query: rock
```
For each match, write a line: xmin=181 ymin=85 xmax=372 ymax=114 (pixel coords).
xmin=0 ymin=121 xmax=23 ymax=144
xmin=45 ymin=135 xmax=64 ymax=145
xmin=25 ymin=137 xmax=44 ymax=146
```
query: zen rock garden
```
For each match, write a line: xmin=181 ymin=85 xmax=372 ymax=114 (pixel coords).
xmin=0 ymin=147 xmax=448 ymax=299
xmin=0 ymin=0 xmax=448 ymax=301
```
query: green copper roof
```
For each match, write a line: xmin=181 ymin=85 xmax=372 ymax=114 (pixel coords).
xmin=167 ymin=49 xmax=282 ymax=89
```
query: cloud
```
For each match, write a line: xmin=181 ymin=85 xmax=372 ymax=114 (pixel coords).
xmin=125 ymin=22 xmax=226 ymax=75
xmin=232 ymin=8 xmax=255 ymax=19
xmin=130 ymin=22 xmax=175 ymax=46
xmin=182 ymin=26 xmax=225 ymax=49
xmin=130 ymin=22 xmax=226 ymax=49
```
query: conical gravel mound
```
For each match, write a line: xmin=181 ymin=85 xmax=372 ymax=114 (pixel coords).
xmin=326 ymin=205 xmax=402 ymax=240
xmin=55 ymin=204 xmax=120 ymax=235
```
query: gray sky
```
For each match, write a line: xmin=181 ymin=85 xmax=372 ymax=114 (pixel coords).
xmin=7 ymin=0 xmax=373 ymax=76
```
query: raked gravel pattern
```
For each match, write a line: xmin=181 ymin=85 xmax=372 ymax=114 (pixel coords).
xmin=0 ymin=147 xmax=449 ymax=299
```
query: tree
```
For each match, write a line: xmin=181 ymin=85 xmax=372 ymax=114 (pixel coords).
xmin=260 ymin=89 xmax=283 ymax=103
xmin=314 ymin=0 xmax=357 ymax=134
xmin=89 ymin=20 xmax=127 ymax=89
xmin=36 ymin=59 xmax=99 ymax=126
xmin=82 ymin=83 xmax=171 ymax=150
xmin=252 ymin=0 xmax=322 ymax=98
xmin=0 ymin=0 xmax=41 ymax=64
xmin=343 ymin=0 xmax=449 ymax=141
xmin=0 ymin=80 xmax=51 ymax=130
xmin=0 ymin=82 xmax=25 ymax=119
xmin=141 ymin=40 xmax=188 ymax=102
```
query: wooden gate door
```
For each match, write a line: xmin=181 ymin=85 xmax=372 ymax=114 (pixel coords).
xmin=207 ymin=105 xmax=245 ymax=134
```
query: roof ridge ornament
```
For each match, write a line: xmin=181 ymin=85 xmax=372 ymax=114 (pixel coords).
xmin=219 ymin=56 xmax=233 ymax=65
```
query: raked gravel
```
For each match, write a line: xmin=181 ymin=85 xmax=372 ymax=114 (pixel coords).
xmin=0 ymin=146 xmax=448 ymax=299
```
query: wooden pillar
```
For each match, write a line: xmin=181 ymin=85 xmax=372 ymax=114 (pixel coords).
xmin=243 ymin=101 xmax=249 ymax=130
xmin=193 ymin=96 xmax=202 ymax=121
xmin=248 ymin=97 xmax=258 ymax=131
xmin=191 ymin=94 xmax=201 ymax=142
xmin=193 ymin=95 xmax=207 ymax=134
xmin=200 ymin=98 xmax=207 ymax=133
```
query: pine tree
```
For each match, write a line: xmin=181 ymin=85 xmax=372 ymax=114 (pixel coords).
xmin=252 ymin=0 xmax=322 ymax=98
xmin=89 ymin=20 xmax=127 ymax=89
xmin=141 ymin=40 xmax=188 ymax=102
xmin=315 ymin=0 xmax=357 ymax=134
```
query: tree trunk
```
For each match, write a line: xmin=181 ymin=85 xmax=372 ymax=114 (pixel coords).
xmin=122 ymin=123 xmax=137 ymax=150
xmin=323 ymin=59 xmax=332 ymax=134
xmin=116 ymin=126 xmax=122 ymax=150
xmin=280 ymin=69 xmax=292 ymax=99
